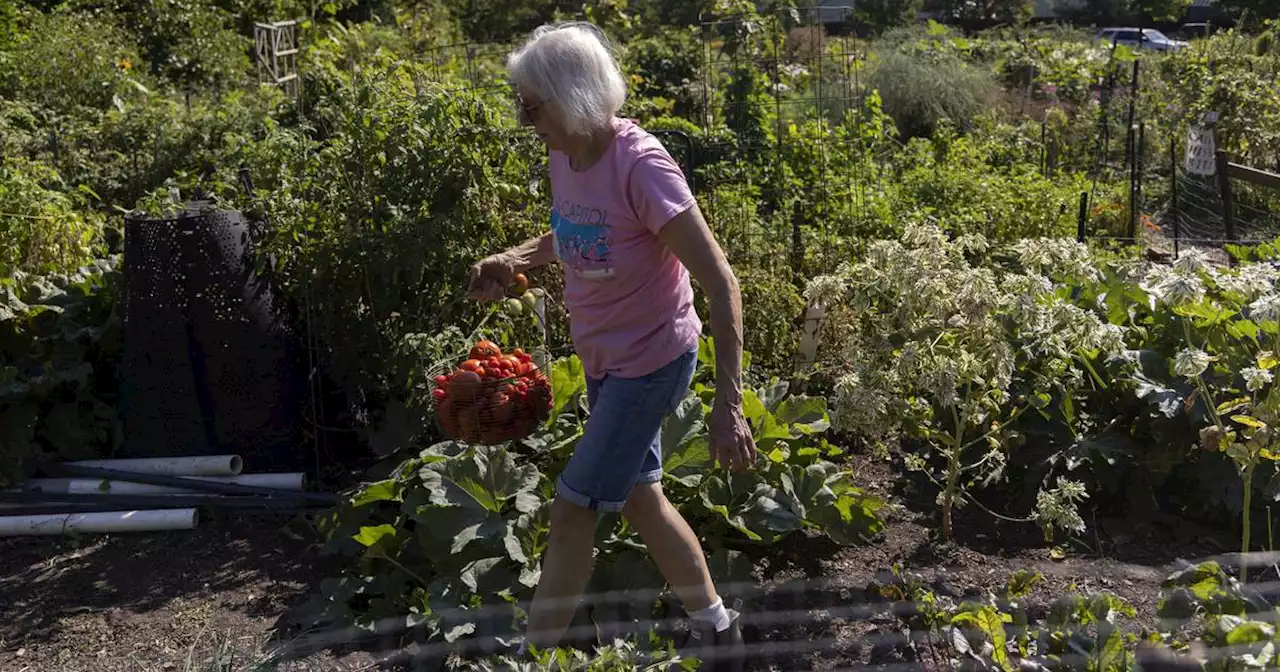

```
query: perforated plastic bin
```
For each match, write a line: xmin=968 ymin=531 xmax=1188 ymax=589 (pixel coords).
xmin=430 ymin=347 xmax=554 ymax=445
xmin=118 ymin=204 xmax=307 ymax=471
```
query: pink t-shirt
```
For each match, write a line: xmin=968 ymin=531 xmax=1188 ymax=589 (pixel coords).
xmin=548 ymin=117 xmax=703 ymax=380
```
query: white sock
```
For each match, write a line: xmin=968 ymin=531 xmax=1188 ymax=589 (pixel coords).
xmin=688 ymin=597 xmax=731 ymax=633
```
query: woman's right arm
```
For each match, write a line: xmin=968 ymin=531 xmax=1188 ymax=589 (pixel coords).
xmin=507 ymin=231 xmax=557 ymax=272
xmin=468 ymin=231 xmax=557 ymax=300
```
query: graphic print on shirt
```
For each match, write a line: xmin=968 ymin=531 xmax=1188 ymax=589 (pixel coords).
xmin=551 ymin=200 xmax=616 ymax=281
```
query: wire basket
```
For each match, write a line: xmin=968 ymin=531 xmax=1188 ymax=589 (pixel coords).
xmin=430 ymin=341 xmax=554 ymax=445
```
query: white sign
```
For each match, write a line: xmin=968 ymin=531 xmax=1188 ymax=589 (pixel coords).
xmin=1185 ymin=125 xmax=1217 ymax=176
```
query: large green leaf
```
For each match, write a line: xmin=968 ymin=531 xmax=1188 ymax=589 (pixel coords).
xmin=741 ymin=388 xmax=768 ymax=427
xmin=755 ymin=413 xmax=796 ymax=448
xmin=951 ymin=606 xmax=1013 ymax=672
xmin=758 ymin=381 xmax=789 ymax=413
xmin=1224 ymin=619 xmax=1275 ymax=646
xmin=549 ymin=355 xmax=586 ymax=423
xmin=745 ymin=484 xmax=805 ymax=536
xmin=1161 ymin=561 xmax=1228 ymax=602
xmin=699 ymin=472 xmax=766 ymax=541
xmin=511 ymin=501 xmax=550 ymax=573
xmin=1129 ymin=370 xmax=1187 ymax=419
xmin=773 ymin=395 xmax=830 ymax=435
xmin=588 ymin=547 xmax=664 ymax=595
xmin=459 ymin=556 xmax=518 ymax=595
xmin=450 ymin=512 xmax=509 ymax=555
xmin=662 ymin=395 xmax=709 ymax=474
xmin=353 ymin=524 xmax=399 ymax=552
xmin=420 ymin=445 xmax=542 ymax=514
xmin=351 ymin=479 xmax=401 ymax=507
xmin=810 ymin=465 xmax=887 ymax=544
xmin=706 ymin=547 xmax=753 ymax=587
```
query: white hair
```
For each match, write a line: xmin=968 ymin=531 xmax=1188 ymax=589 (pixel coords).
xmin=506 ymin=22 xmax=627 ymax=136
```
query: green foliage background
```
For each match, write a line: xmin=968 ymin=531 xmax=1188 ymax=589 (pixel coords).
xmin=3 ymin=0 xmax=1280 ymax=665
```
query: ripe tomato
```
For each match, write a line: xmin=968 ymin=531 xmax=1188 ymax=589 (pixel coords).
xmin=450 ymin=370 xmax=482 ymax=402
xmin=437 ymin=398 xmax=460 ymax=437
xmin=489 ymin=393 xmax=514 ymax=424
xmin=510 ymin=348 xmax=527 ymax=358
xmin=512 ymin=273 xmax=529 ymax=294
xmin=458 ymin=406 xmax=480 ymax=443
xmin=431 ymin=388 xmax=446 ymax=401
xmin=434 ymin=374 xmax=449 ymax=387
xmin=470 ymin=340 xmax=502 ymax=360
xmin=460 ymin=359 xmax=482 ymax=372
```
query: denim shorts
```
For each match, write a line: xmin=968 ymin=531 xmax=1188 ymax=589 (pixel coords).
xmin=555 ymin=345 xmax=699 ymax=513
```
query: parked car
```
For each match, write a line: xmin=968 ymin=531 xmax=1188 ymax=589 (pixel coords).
xmin=1175 ymin=22 xmax=1223 ymax=39
xmin=1096 ymin=27 xmax=1189 ymax=52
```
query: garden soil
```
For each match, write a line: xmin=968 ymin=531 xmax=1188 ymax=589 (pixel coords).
xmin=0 ymin=453 xmax=1234 ymax=672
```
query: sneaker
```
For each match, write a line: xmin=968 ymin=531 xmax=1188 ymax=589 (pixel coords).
xmin=679 ymin=608 xmax=746 ymax=672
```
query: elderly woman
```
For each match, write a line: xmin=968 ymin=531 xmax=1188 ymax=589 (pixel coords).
xmin=466 ymin=21 xmax=756 ymax=668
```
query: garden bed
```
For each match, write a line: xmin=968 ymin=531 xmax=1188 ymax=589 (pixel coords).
xmin=0 ymin=452 xmax=1233 ymax=672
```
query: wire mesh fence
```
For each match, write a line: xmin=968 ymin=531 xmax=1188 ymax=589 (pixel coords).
xmin=256 ymin=548 xmax=1280 ymax=671
xmin=398 ymin=10 xmax=1280 ymax=279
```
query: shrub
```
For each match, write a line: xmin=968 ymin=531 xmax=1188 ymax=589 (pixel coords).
xmin=249 ymin=67 xmax=553 ymax=430
xmin=1 ymin=9 xmax=146 ymax=114
xmin=1 ymin=256 xmax=123 ymax=488
xmin=63 ymin=0 xmax=253 ymax=91
xmin=805 ymin=223 xmax=1117 ymax=539
xmin=890 ymin=126 xmax=1088 ymax=241
xmin=737 ymin=266 xmax=805 ymax=377
xmin=622 ymin=28 xmax=702 ymax=120
xmin=868 ymin=46 xmax=1002 ymax=139
xmin=0 ymin=158 xmax=105 ymax=277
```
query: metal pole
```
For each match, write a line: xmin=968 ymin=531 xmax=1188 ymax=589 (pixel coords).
xmin=1171 ymin=133 xmax=1180 ymax=258
xmin=1137 ymin=122 xmax=1146 ymax=233
xmin=1041 ymin=121 xmax=1047 ymax=175
xmin=1077 ymin=191 xmax=1089 ymax=243
xmin=1128 ymin=125 xmax=1139 ymax=239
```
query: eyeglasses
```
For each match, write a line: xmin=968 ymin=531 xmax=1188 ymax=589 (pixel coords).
xmin=515 ymin=94 xmax=542 ymax=124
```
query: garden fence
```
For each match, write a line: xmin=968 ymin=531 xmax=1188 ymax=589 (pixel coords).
xmin=408 ymin=6 xmax=898 ymax=283
xmin=256 ymin=548 xmax=1280 ymax=672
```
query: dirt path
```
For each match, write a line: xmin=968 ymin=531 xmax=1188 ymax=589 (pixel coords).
xmin=0 ymin=453 xmax=1238 ymax=672
xmin=0 ymin=514 xmax=375 ymax=672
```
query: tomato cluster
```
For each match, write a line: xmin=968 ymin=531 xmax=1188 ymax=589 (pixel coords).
xmin=431 ymin=340 xmax=553 ymax=444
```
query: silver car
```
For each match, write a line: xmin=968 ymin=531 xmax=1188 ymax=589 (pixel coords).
xmin=1097 ymin=27 xmax=1190 ymax=52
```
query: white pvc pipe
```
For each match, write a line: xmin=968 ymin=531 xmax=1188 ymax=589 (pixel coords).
xmin=0 ymin=509 xmax=199 ymax=537
xmin=11 ymin=478 xmax=74 ymax=493
xmin=56 ymin=473 xmax=306 ymax=495
xmin=64 ymin=455 xmax=244 ymax=477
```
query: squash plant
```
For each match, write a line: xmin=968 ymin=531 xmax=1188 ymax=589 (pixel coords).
xmin=0 ymin=255 xmax=123 ymax=487
xmin=291 ymin=337 xmax=884 ymax=664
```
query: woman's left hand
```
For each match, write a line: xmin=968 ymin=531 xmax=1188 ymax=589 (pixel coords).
xmin=709 ymin=397 xmax=757 ymax=472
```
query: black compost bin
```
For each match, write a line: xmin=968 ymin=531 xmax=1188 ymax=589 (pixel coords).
xmin=118 ymin=202 xmax=307 ymax=473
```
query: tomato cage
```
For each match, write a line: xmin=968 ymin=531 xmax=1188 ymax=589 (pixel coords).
xmin=428 ymin=341 xmax=555 ymax=445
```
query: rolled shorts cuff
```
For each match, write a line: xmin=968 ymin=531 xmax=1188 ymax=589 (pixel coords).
xmin=636 ymin=468 xmax=663 ymax=485
xmin=556 ymin=473 xmax=628 ymax=513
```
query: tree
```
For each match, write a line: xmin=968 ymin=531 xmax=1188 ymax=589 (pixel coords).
xmin=855 ymin=0 xmax=924 ymax=34
xmin=1219 ymin=0 xmax=1280 ymax=22
xmin=1068 ymin=0 xmax=1193 ymax=22
xmin=942 ymin=0 xmax=1035 ymax=24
